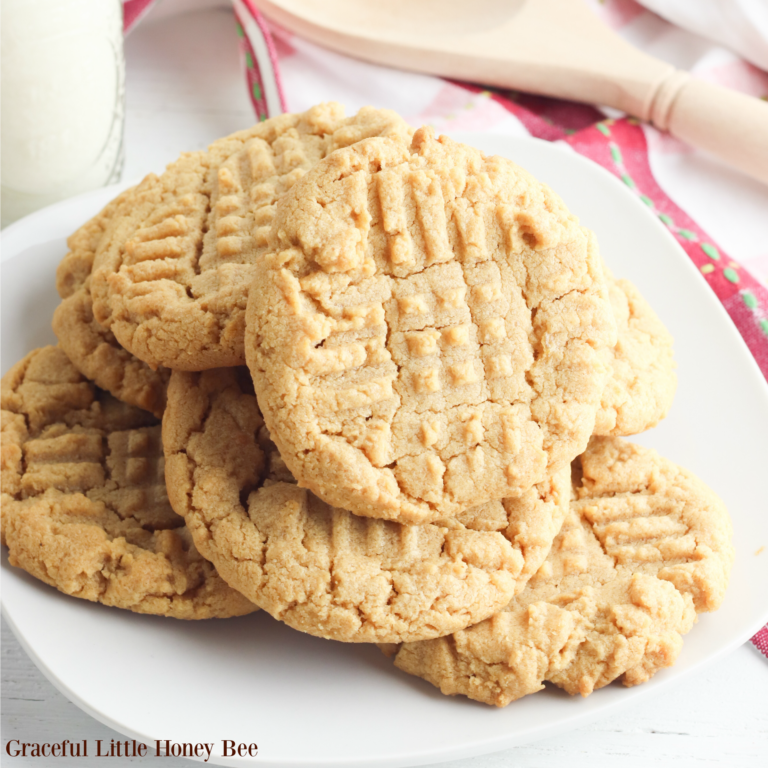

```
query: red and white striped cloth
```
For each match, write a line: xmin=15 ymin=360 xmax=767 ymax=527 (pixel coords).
xmin=123 ymin=0 xmax=768 ymax=657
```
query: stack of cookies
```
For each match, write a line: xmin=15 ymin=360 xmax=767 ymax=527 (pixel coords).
xmin=1 ymin=103 xmax=733 ymax=707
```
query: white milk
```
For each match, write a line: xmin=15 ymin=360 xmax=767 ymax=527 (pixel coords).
xmin=1 ymin=0 xmax=125 ymax=226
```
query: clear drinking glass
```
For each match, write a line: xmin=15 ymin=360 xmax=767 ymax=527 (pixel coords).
xmin=1 ymin=0 xmax=125 ymax=227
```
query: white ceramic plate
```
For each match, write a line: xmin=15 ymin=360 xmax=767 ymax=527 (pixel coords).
xmin=3 ymin=135 xmax=768 ymax=768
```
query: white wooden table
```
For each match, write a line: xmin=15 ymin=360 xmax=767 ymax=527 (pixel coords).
xmin=3 ymin=7 xmax=768 ymax=765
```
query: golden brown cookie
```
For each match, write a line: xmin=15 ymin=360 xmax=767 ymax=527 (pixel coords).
xmin=90 ymin=103 xmax=413 ymax=371
xmin=594 ymin=275 xmax=676 ymax=436
xmin=385 ymin=437 xmax=733 ymax=705
xmin=53 ymin=182 xmax=171 ymax=418
xmin=162 ymin=367 xmax=570 ymax=643
xmin=1 ymin=346 xmax=256 ymax=619
xmin=246 ymin=128 xmax=617 ymax=525
xmin=56 ymin=185 xmax=138 ymax=300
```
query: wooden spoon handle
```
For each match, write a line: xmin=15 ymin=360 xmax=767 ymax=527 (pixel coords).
xmin=649 ymin=72 xmax=768 ymax=185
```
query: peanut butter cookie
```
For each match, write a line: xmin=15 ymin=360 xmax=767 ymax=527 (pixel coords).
xmin=53 ymin=184 xmax=170 ymax=418
xmin=246 ymin=129 xmax=616 ymax=524
xmin=595 ymin=275 xmax=676 ymax=436
xmin=90 ymin=103 xmax=413 ymax=371
xmin=1 ymin=346 xmax=256 ymax=619
xmin=163 ymin=367 xmax=570 ymax=643
xmin=385 ymin=437 xmax=733 ymax=705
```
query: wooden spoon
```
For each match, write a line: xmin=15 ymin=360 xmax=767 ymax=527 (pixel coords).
xmin=253 ymin=0 xmax=768 ymax=185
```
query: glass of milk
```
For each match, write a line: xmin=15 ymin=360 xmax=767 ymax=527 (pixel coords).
xmin=1 ymin=0 xmax=125 ymax=227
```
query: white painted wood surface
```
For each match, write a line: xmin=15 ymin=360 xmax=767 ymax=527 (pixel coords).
xmin=2 ymin=7 xmax=768 ymax=765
